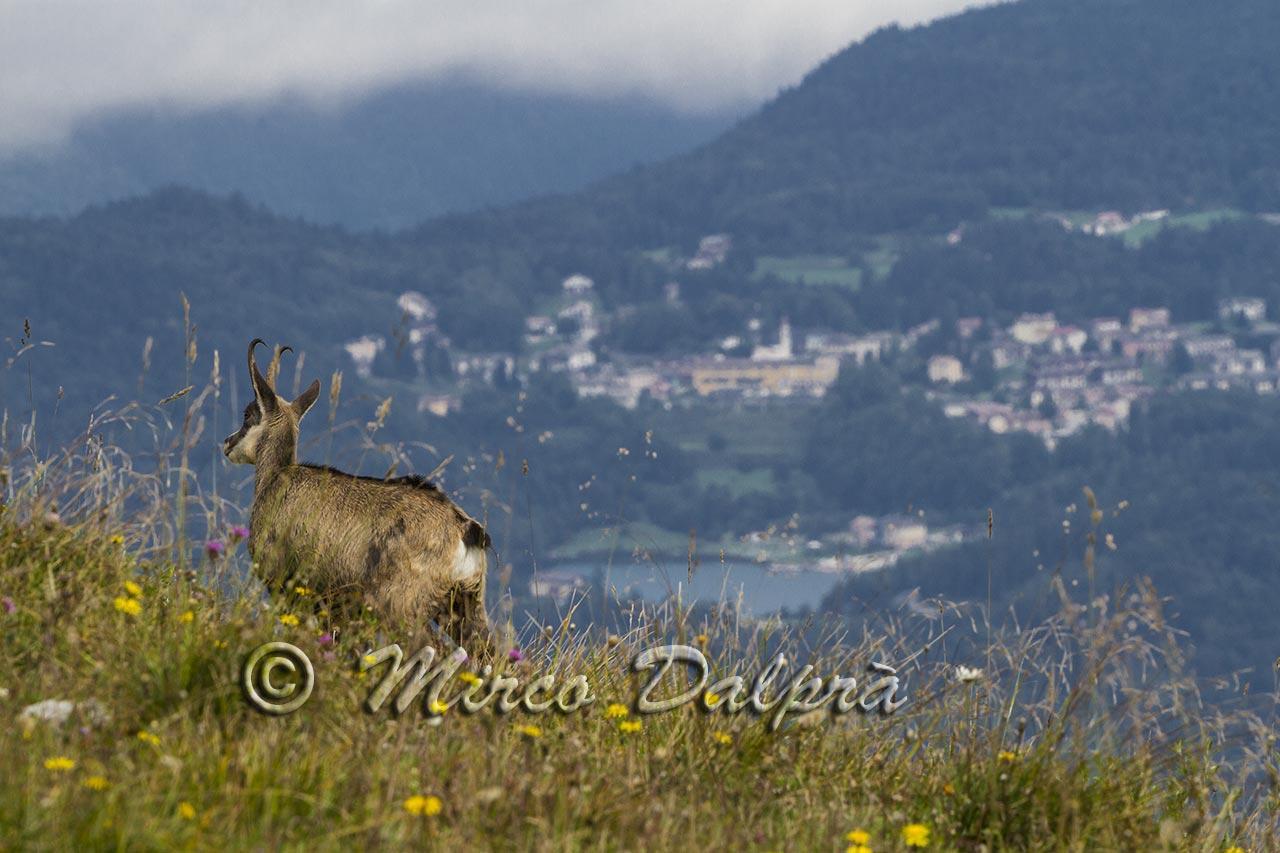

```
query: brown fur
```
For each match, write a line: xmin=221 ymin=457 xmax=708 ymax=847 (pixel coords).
xmin=224 ymin=339 xmax=490 ymax=651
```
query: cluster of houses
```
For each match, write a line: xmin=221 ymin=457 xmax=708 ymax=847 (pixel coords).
xmin=927 ymin=299 xmax=1280 ymax=445
xmin=343 ymin=261 xmax=1279 ymax=449
xmin=802 ymin=512 xmax=973 ymax=574
xmin=568 ymin=318 xmax=864 ymax=408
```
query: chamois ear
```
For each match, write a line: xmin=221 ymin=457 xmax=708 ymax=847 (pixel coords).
xmin=248 ymin=339 xmax=279 ymax=414
xmin=292 ymin=380 xmax=321 ymax=420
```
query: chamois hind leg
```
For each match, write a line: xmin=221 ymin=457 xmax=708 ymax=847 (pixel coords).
xmin=439 ymin=582 xmax=492 ymax=661
xmin=462 ymin=584 xmax=494 ymax=661
xmin=369 ymin=556 xmax=446 ymax=649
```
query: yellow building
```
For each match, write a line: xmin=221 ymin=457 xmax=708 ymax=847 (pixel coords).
xmin=689 ymin=356 xmax=839 ymax=397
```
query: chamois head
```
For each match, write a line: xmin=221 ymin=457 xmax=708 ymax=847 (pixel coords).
xmin=223 ymin=339 xmax=321 ymax=466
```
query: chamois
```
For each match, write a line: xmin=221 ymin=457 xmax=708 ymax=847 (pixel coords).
xmin=223 ymin=339 xmax=490 ymax=650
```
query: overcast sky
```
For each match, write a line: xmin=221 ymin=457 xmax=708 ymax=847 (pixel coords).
xmin=0 ymin=0 xmax=985 ymax=153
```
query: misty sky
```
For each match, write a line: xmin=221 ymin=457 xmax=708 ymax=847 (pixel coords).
xmin=0 ymin=0 xmax=985 ymax=154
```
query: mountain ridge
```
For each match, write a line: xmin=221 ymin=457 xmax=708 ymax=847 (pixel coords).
xmin=0 ymin=81 xmax=740 ymax=231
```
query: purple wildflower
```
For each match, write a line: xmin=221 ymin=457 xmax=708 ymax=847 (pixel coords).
xmin=508 ymin=647 xmax=525 ymax=663
xmin=229 ymin=525 xmax=250 ymax=543
xmin=1 ymin=596 xmax=14 ymax=615
xmin=318 ymin=632 xmax=334 ymax=647
xmin=204 ymin=540 xmax=225 ymax=560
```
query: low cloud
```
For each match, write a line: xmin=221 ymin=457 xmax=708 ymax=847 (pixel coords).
xmin=0 ymin=0 xmax=983 ymax=152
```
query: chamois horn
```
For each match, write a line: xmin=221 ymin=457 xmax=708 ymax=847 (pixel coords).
xmin=267 ymin=344 xmax=293 ymax=390
xmin=247 ymin=338 xmax=276 ymax=409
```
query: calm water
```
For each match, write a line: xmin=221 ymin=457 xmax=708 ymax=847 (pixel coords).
xmin=551 ymin=560 xmax=845 ymax=615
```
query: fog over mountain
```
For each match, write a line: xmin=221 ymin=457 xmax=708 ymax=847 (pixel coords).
xmin=0 ymin=1 xmax=983 ymax=151
xmin=0 ymin=82 xmax=739 ymax=229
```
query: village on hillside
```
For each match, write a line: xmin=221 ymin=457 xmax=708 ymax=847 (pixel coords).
xmin=333 ymin=221 xmax=1280 ymax=589
xmin=346 ymin=228 xmax=1280 ymax=451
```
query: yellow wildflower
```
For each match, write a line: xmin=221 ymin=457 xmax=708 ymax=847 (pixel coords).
xmin=846 ymin=847 xmax=871 ymax=853
xmin=109 ymin=535 xmax=125 ymax=546
xmin=694 ymin=633 xmax=709 ymax=646
xmin=279 ymin=613 xmax=299 ymax=627
xmin=362 ymin=654 xmax=378 ymax=667
xmin=1223 ymin=847 xmax=1246 ymax=853
xmin=618 ymin=720 xmax=642 ymax=734
xmin=123 ymin=580 xmax=142 ymax=597
xmin=293 ymin=586 xmax=310 ymax=596
xmin=997 ymin=750 xmax=1017 ymax=763
xmin=713 ymin=731 xmax=733 ymax=745
xmin=83 ymin=775 xmax=109 ymax=791
xmin=44 ymin=756 xmax=75 ymax=772
xmin=704 ymin=691 xmax=721 ymax=708
xmin=404 ymin=794 xmax=442 ymax=816
xmin=179 ymin=610 xmax=195 ymax=623
xmin=137 ymin=730 xmax=161 ymax=746
xmin=428 ymin=699 xmax=448 ymax=715
xmin=942 ymin=783 xmax=956 ymax=796
xmin=113 ymin=596 xmax=141 ymax=616
xmin=902 ymin=823 xmax=930 ymax=848
xmin=178 ymin=802 xmax=197 ymax=820
xmin=604 ymin=703 xmax=629 ymax=719
xmin=845 ymin=829 xmax=870 ymax=845
xmin=457 ymin=671 xmax=482 ymax=686
xmin=515 ymin=724 xmax=542 ymax=739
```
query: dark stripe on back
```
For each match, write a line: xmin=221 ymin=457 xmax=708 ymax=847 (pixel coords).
xmin=300 ymin=464 xmax=442 ymax=493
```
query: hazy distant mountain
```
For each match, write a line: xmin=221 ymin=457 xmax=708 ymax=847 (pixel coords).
xmin=0 ymin=80 xmax=739 ymax=230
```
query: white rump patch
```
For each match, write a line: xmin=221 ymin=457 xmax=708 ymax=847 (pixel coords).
xmin=452 ymin=539 xmax=487 ymax=583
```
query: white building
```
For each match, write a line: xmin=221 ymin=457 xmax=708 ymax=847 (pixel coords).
xmin=1129 ymin=307 xmax=1171 ymax=332
xmin=686 ymin=234 xmax=732 ymax=269
xmin=1011 ymin=312 xmax=1057 ymax=345
xmin=1083 ymin=211 xmax=1130 ymax=236
xmin=927 ymin=354 xmax=965 ymax=384
xmin=751 ymin=318 xmax=794 ymax=362
xmin=397 ymin=291 xmax=437 ymax=322
xmin=1212 ymin=349 xmax=1266 ymax=376
xmin=1049 ymin=326 xmax=1088 ymax=355
xmin=1218 ymin=296 xmax=1266 ymax=324
xmin=881 ymin=517 xmax=928 ymax=550
xmin=805 ymin=331 xmax=897 ymax=365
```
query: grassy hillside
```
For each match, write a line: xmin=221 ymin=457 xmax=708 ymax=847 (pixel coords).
xmin=0 ymin=407 xmax=1276 ymax=849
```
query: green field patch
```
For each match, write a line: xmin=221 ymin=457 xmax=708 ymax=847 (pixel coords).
xmin=551 ymin=521 xmax=723 ymax=561
xmin=1122 ymin=208 xmax=1247 ymax=247
xmin=752 ymin=255 xmax=862 ymax=289
xmin=650 ymin=403 xmax=812 ymax=463
xmin=862 ymin=246 xmax=898 ymax=280
xmin=694 ymin=466 xmax=776 ymax=498
xmin=639 ymin=246 xmax=676 ymax=265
